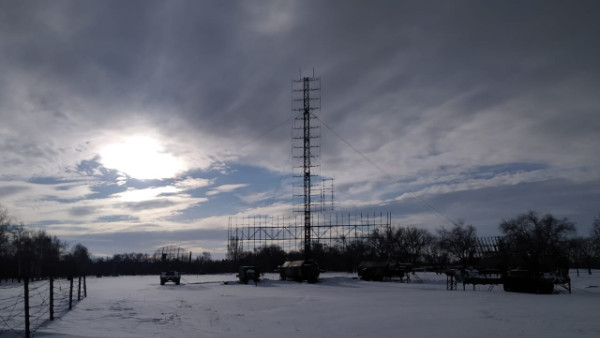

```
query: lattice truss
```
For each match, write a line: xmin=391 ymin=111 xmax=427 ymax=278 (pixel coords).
xmin=227 ymin=212 xmax=391 ymax=253
xmin=227 ymin=74 xmax=390 ymax=254
xmin=291 ymin=75 xmax=334 ymax=214
xmin=152 ymin=245 xmax=191 ymax=262
xmin=475 ymin=236 xmax=502 ymax=258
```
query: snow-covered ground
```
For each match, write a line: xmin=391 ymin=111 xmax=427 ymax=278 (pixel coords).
xmin=33 ymin=271 xmax=600 ymax=338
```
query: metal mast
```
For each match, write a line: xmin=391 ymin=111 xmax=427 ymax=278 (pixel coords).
xmin=302 ymin=77 xmax=312 ymax=259
xmin=292 ymin=74 xmax=320 ymax=260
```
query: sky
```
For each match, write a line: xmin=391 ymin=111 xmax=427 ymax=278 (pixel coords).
xmin=1 ymin=0 xmax=599 ymax=258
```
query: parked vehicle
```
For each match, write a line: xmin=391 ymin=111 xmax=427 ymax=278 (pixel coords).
xmin=279 ymin=260 xmax=319 ymax=283
xmin=358 ymin=261 xmax=411 ymax=282
xmin=237 ymin=266 xmax=259 ymax=284
xmin=160 ymin=271 xmax=181 ymax=285
xmin=502 ymin=269 xmax=568 ymax=294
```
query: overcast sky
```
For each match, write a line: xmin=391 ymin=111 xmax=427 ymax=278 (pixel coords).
xmin=1 ymin=0 xmax=599 ymax=258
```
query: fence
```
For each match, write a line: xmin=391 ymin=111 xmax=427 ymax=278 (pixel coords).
xmin=0 ymin=276 xmax=87 ymax=338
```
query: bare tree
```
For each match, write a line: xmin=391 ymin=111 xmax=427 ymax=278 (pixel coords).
xmin=198 ymin=251 xmax=212 ymax=263
xmin=71 ymin=243 xmax=91 ymax=275
xmin=367 ymin=227 xmax=395 ymax=261
xmin=592 ymin=215 xmax=600 ymax=260
xmin=30 ymin=230 xmax=64 ymax=277
xmin=571 ymin=237 xmax=595 ymax=275
xmin=437 ymin=220 xmax=477 ymax=268
xmin=499 ymin=211 xmax=575 ymax=272
xmin=0 ymin=207 xmax=10 ymax=259
xmin=226 ymin=236 xmax=244 ymax=262
xmin=395 ymin=226 xmax=434 ymax=265
xmin=0 ymin=207 xmax=25 ymax=258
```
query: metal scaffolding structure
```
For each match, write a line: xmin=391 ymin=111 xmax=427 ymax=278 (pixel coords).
xmin=227 ymin=73 xmax=390 ymax=256
xmin=292 ymin=75 xmax=320 ymax=259
xmin=152 ymin=245 xmax=192 ymax=263
xmin=227 ymin=212 xmax=392 ymax=254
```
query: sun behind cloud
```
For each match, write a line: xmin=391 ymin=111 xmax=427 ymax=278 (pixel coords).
xmin=100 ymin=136 xmax=184 ymax=180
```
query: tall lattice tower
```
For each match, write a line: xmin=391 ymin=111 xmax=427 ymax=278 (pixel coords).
xmin=226 ymin=74 xmax=390 ymax=265
xmin=292 ymin=74 xmax=327 ymax=260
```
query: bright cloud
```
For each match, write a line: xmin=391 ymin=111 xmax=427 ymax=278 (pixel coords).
xmin=100 ymin=136 xmax=185 ymax=180
xmin=206 ymin=184 xmax=249 ymax=196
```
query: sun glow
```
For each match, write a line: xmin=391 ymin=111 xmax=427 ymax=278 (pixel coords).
xmin=100 ymin=136 xmax=184 ymax=179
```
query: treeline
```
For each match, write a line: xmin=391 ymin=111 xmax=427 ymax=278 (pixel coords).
xmin=90 ymin=211 xmax=600 ymax=276
xmin=87 ymin=252 xmax=234 ymax=276
xmin=0 ymin=208 xmax=91 ymax=282
xmin=3 ymin=207 xmax=600 ymax=279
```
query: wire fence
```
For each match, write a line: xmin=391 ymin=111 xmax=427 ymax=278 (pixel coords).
xmin=0 ymin=276 xmax=87 ymax=338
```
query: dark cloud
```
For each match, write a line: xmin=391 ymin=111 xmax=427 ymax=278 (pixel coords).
xmin=419 ymin=178 xmax=600 ymax=234
xmin=69 ymin=206 xmax=96 ymax=217
xmin=2 ymin=1 xmax=598 ymax=148
xmin=0 ymin=185 xmax=29 ymax=197
xmin=124 ymin=199 xmax=176 ymax=211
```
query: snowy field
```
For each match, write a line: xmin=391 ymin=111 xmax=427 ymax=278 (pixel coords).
xmin=32 ymin=271 xmax=599 ymax=338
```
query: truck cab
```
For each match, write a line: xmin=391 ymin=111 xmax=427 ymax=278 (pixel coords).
xmin=160 ymin=271 xmax=181 ymax=285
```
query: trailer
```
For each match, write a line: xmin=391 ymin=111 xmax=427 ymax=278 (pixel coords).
xmin=445 ymin=268 xmax=502 ymax=291
xmin=453 ymin=237 xmax=571 ymax=294
xmin=358 ymin=261 xmax=411 ymax=282
xmin=502 ymin=268 xmax=570 ymax=294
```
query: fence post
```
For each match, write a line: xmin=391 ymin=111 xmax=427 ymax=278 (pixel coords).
xmin=24 ymin=277 xmax=30 ymax=338
xmin=84 ymin=275 xmax=87 ymax=297
xmin=49 ymin=276 xmax=54 ymax=320
xmin=78 ymin=275 xmax=82 ymax=301
xmin=69 ymin=277 xmax=73 ymax=310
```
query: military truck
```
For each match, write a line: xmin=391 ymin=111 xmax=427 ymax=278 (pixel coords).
xmin=237 ymin=266 xmax=259 ymax=285
xmin=279 ymin=259 xmax=320 ymax=283
xmin=160 ymin=271 xmax=181 ymax=285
